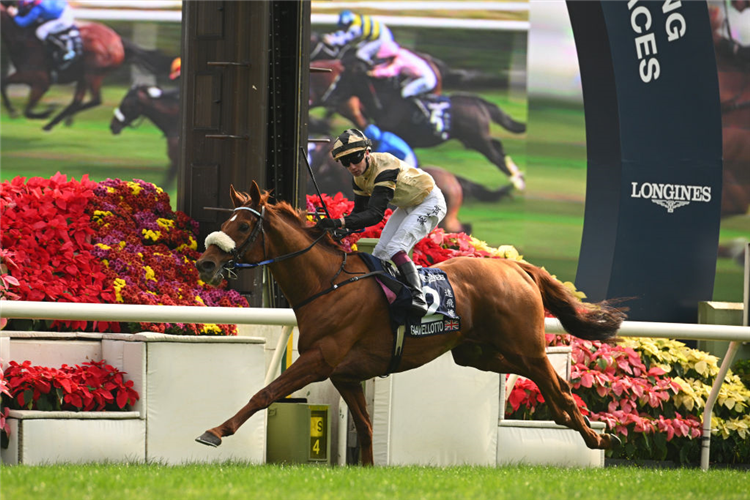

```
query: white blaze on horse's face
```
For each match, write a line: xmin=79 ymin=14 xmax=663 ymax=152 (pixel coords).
xmin=113 ymin=108 xmax=126 ymax=123
xmin=204 ymin=231 xmax=236 ymax=253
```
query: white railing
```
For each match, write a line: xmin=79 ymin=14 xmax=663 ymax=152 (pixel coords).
xmin=2 ymin=300 xmax=748 ymax=470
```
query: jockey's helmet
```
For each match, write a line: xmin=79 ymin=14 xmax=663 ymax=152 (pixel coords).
xmin=337 ymin=10 xmax=357 ymax=29
xmin=170 ymin=57 xmax=181 ymax=80
xmin=332 ymin=128 xmax=371 ymax=161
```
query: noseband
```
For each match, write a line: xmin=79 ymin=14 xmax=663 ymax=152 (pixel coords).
xmin=205 ymin=205 xmax=330 ymax=280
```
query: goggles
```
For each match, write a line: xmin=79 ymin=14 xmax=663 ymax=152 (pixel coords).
xmin=339 ymin=150 xmax=365 ymax=167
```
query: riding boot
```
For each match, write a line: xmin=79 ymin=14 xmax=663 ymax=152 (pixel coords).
xmin=397 ymin=261 xmax=428 ymax=317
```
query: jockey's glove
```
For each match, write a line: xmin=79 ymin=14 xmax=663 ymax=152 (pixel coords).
xmin=316 ymin=217 xmax=343 ymax=230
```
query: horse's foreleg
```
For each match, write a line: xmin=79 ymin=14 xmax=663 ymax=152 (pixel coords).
xmin=42 ymin=79 xmax=98 ymax=131
xmin=332 ymin=379 xmax=373 ymax=466
xmin=196 ymin=345 xmax=335 ymax=448
xmin=0 ymin=77 xmax=18 ymax=117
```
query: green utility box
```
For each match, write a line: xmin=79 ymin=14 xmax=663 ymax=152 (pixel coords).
xmin=266 ymin=400 xmax=330 ymax=464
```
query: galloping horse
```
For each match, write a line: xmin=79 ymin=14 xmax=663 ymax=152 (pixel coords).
xmin=0 ymin=4 xmax=169 ymax=131
xmin=194 ymin=182 xmax=625 ymax=464
xmin=110 ymin=85 xmax=180 ymax=187
xmin=313 ymin=59 xmax=527 ymax=186
xmin=306 ymin=139 xmax=512 ymax=234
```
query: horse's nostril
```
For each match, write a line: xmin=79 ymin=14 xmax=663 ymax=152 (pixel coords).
xmin=196 ymin=260 xmax=215 ymax=273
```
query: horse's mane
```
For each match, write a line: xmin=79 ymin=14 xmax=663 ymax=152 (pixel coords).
xmin=238 ymin=191 xmax=345 ymax=254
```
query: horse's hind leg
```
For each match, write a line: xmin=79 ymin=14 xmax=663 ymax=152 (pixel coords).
xmin=196 ymin=346 xmax=335 ymax=447
xmin=510 ymin=352 xmax=616 ymax=450
xmin=332 ymin=378 xmax=374 ymax=466
xmin=451 ymin=343 xmax=574 ymax=429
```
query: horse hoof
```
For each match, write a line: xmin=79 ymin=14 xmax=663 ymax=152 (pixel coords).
xmin=195 ymin=431 xmax=222 ymax=447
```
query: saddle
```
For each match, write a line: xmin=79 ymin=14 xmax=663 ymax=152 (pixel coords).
xmin=46 ymin=27 xmax=83 ymax=75
xmin=358 ymin=253 xmax=461 ymax=375
xmin=406 ymin=95 xmax=452 ymax=140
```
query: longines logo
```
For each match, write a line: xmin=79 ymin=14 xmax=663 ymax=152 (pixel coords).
xmin=630 ymin=182 xmax=711 ymax=213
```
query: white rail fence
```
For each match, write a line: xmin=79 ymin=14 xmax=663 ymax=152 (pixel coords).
xmin=2 ymin=300 xmax=749 ymax=470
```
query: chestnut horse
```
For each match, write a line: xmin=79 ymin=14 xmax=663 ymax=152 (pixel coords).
xmin=0 ymin=4 xmax=168 ymax=131
xmin=194 ymin=182 xmax=625 ymax=465
xmin=110 ymin=85 xmax=180 ymax=188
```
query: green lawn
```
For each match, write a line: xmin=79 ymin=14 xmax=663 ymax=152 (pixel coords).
xmin=2 ymin=463 xmax=749 ymax=500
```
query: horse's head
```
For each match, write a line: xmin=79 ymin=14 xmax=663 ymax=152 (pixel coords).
xmin=196 ymin=181 xmax=269 ymax=286
xmin=110 ymin=85 xmax=161 ymax=134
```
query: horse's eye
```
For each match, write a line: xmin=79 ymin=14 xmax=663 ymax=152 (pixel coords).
xmin=239 ymin=222 xmax=250 ymax=232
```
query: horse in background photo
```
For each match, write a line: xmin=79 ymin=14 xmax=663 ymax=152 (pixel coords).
xmin=110 ymin=85 xmax=180 ymax=188
xmin=0 ymin=3 xmax=171 ymax=131
xmin=311 ymin=58 xmax=527 ymax=190
xmin=193 ymin=181 xmax=626 ymax=465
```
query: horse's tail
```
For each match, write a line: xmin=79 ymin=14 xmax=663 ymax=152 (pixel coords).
xmin=482 ymin=97 xmax=527 ymax=134
xmin=517 ymin=261 xmax=625 ymax=342
xmin=122 ymin=38 xmax=173 ymax=78
xmin=456 ymin=175 xmax=513 ymax=202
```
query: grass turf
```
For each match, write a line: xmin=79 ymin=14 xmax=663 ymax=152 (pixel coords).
xmin=1 ymin=463 xmax=748 ymax=500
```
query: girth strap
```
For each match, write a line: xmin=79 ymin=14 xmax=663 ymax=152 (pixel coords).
xmin=293 ymin=270 xmax=385 ymax=310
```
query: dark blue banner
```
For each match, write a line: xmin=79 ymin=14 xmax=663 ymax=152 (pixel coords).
xmin=568 ymin=0 xmax=723 ymax=322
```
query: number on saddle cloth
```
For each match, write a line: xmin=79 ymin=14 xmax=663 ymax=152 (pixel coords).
xmin=47 ymin=27 xmax=83 ymax=72
xmin=407 ymin=95 xmax=451 ymax=140
xmin=358 ymin=253 xmax=460 ymax=337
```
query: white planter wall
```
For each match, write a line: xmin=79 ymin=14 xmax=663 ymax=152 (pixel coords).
xmin=1 ymin=411 xmax=144 ymax=466
xmin=1 ymin=331 xmax=267 ymax=465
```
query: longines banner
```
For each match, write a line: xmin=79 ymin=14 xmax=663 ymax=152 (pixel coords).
xmin=567 ymin=1 xmax=723 ymax=322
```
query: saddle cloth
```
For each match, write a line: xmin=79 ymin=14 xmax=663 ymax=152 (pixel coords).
xmin=358 ymin=253 xmax=461 ymax=337
xmin=411 ymin=95 xmax=452 ymax=140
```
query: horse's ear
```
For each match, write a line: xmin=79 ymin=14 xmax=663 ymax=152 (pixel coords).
xmin=229 ymin=185 xmax=247 ymax=207
xmin=249 ymin=181 xmax=262 ymax=206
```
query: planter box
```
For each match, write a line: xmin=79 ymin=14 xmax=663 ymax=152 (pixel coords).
xmin=1 ymin=331 xmax=267 ymax=465
xmin=369 ymin=352 xmax=499 ymax=466
xmin=497 ymin=420 xmax=606 ymax=467
xmin=1 ymin=410 xmax=144 ymax=465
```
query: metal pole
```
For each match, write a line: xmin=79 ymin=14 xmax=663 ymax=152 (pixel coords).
xmin=264 ymin=325 xmax=295 ymax=386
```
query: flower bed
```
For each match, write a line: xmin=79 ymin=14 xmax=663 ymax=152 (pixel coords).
xmin=0 ymin=175 xmax=247 ymax=335
xmin=507 ymin=335 xmax=750 ymax=465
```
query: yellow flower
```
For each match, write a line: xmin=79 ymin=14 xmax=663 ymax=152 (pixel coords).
xmin=201 ymin=323 xmax=223 ymax=335
xmin=95 ymin=243 xmax=111 ymax=250
xmin=127 ymin=181 xmax=143 ymax=195
xmin=142 ymin=229 xmax=161 ymax=242
xmin=144 ymin=266 xmax=156 ymax=281
xmin=157 ymin=218 xmax=175 ymax=230
xmin=195 ymin=296 xmax=205 ymax=305
xmin=113 ymin=278 xmax=127 ymax=303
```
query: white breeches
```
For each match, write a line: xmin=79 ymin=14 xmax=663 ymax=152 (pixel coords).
xmin=356 ymin=29 xmax=395 ymax=64
xmin=372 ymin=187 xmax=447 ymax=260
xmin=401 ymin=71 xmax=438 ymax=98
xmin=35 ymin=6 xmax=74 ymax=41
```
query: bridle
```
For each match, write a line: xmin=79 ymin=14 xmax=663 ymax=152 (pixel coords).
xmin=209 ymin=205 xmax=329 ymax=280
xmin=206 ymin=203 xmax=384 ymax=309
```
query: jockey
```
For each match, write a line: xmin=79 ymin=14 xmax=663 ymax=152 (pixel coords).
xmin=317 ymin=128 xmax=446 ymax=316
xmin=10 ymin=0 xmax=76 ymax=63
xmin=323 ymin=10 xmax=396 ymax=66
xmin=364 ymin=124 xmax=418 ymax=167
xmin=709 ymin=0 xmax=750 ymax=63
xmin=369 ymin=43 xmax=438 ymax=100
xmin=170 ymin=57 xmax=181 ymax=80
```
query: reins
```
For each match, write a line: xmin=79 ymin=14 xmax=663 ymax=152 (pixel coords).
xmin=215 ymin=204 xmax=384 ymax=309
